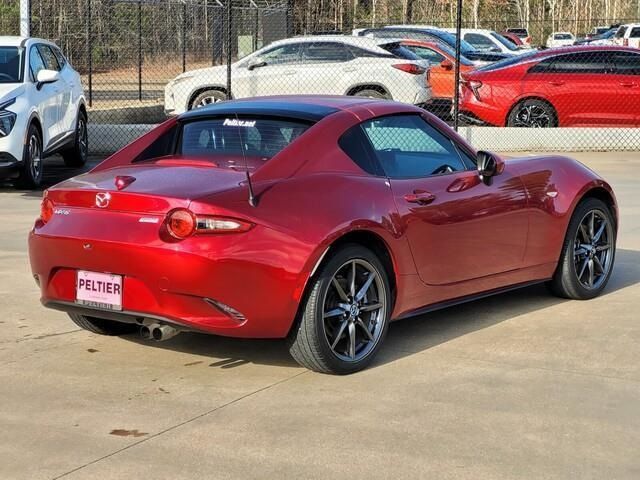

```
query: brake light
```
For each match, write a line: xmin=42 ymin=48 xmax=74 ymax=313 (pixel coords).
xmin=392 ymin=63 xmax=426 ymax=75
xmin=469 ymin=80 xmax=483 ymax=101
xmin=40 ymin=197 xmax=54 ymax=224
xmin=165 ymin=208 xmax=252 ymax=240
xmin=166 ymin=209 xmax=196 ymax=239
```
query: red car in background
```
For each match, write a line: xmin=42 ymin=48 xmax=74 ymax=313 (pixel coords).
xmin=459 ymin=46 xmax=640 ymax=127
xmin=500 ymin=32 xmax=525 ymax=47
xmin=29 ymin=96 xmax=617 ymax=374
xmin=401 ymin=40 xmax=475 ymax=102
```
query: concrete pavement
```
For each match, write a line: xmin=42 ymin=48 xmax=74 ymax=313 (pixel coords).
xmin=0 ymin=153 xmax=638 ymax=479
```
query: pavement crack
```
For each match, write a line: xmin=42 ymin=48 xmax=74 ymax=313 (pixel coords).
xmin=52 ymin=370 xmax=307 ymax=479
xmin=14 ymin=329 xmax=82 ymax=343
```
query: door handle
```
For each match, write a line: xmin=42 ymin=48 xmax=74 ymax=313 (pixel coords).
xmin=404 ymin=190 xmax=436 ymax=205
xmin=548 ymin=80 xmax=565 ymax=86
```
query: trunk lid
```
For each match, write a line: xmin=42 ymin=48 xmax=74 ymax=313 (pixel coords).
xmin=48 ymin=157 xmax=248 ymax=213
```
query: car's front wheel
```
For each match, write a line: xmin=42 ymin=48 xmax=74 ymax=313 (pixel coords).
xmin=190 ymin=89 xmax=227 ymax=110
xmin=68 ymin=313 xmax=138 ymax=336
xmin=16 ymin=124 xmax=43 ymax=189
xmin=288 ymin=245 xmax=391 ymax=374
xmin=547 ymin=197 xmax=616 ymax=300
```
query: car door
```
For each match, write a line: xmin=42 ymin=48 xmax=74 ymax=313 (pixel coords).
xmin=358 ymin=113 xmax=528 ymax=285
xmin=37 ymin=44 xmax=70 ymax=136
xmin=236 ymin=43 xmax=302 ymax=97
xmin=295 ymin=42 xmax=356 ymax=95
xmin=528 ymin=52 xmax=618 ymax=125
xmin=610 ymin=50 xmax=640 ymax=125
xmin=28 ymin=45 xmax=59 ymax=146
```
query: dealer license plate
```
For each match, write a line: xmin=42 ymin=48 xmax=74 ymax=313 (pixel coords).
xmin=75 ymin=270 xmax=123 ymax=311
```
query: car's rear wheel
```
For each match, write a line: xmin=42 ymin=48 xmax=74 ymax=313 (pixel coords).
xmin=61 ymin=110 xmax=89 ymax=168
xmin=507 ymin=99 xmax=557 ymax=127
xmin=190 ymin=89 xmax=227 ymax=110
xmin=547 ymin=198 xmax=616 ymax=300
xmin=16 ymin=124 xmax=43 ymax=189
xmin=288 ymin=245 xmax=391 ymax=374
xmin=352 ymin=88 xmax=391 ymax=100
xmin=68 ymin=313 xmax=138 ymax=336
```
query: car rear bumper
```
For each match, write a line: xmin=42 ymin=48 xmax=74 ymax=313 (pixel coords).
xmin=28 ymin=224 xmax=305 ymax=339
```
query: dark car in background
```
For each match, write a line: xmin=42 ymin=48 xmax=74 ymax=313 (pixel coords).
xmin=356 ymin=26 xmax=510 ymax=65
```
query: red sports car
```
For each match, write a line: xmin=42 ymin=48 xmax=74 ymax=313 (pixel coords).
xmin=29 ymin=96 xmax=618 ymax=374
xmin=459 ymin=46 xmax=640 ymax=127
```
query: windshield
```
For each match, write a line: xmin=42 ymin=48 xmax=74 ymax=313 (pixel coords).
xmin=476 ymin=49 xmax=538 ymax=71
xmin=554 ymin=33 xmax=573 ymax=40
xmin=0 ymin=47 xmax=23 ymax=83
xmin=490 ymin=32 xmax=519 ymax=51
xmin=179 ymin=117 xmax=312 ymax=161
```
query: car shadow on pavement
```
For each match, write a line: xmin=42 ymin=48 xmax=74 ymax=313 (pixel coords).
xmin=120 ymin=248 xmax=640 ymax=372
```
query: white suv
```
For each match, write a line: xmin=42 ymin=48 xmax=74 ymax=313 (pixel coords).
xmin=0 ymin=37 xmax=87 ymax=188
xmin=614 ymin=24 xmax=640 ymax=49
xmin=165 ymin=36 xmax=431 ymax=115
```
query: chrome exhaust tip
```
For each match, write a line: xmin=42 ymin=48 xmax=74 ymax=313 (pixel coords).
xmin=151 ymin=324 xmax=179 ymax=342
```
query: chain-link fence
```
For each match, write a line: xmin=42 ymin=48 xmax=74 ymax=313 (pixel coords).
xmin=2 ymin=0 xmax=640 ymax=153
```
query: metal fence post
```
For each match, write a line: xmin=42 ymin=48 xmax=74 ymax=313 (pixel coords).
xmin=182 ymin=2 xmax=187 ymax=73
xmin=226 ymin=0 xmax=232 ymax=99
xmin=138 ymin=0 xmax=142 ymax=102
xmin=20 ymin=0 xmax=30 ymax=37
xmin=87 ymin=0 xmax=92 ymax=107
xmin=452 ymin=0 xmax=463 ymax=131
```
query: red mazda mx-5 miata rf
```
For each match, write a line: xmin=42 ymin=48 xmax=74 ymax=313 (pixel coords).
xmin=29 ymin=96 xmax=617 ymax=374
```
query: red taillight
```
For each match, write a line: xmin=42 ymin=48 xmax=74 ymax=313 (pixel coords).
xmin=165 ymin=209 xmax=253 ymax=240
xmin=468 ymin=80 xmax=483 ymax=101
xmin=166 ymin=208 xmax=196 ymax=239
xmin=40 ymin=197 xmax=54 ymax=224
xmin=392 ymin=63 xmax=426 ymax=75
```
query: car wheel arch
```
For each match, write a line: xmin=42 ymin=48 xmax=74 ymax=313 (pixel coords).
xmin=345 ymin=84 xmax=391 ymax=98
xmin=24 ymin=113 xmax=43 ymax=146
xmin=576 ymin=185 xmax=618 ymax=228
xmin=506 ymin=96 xmax=558 ymax=127
xmin=289 ymin=229 xmax=398 ymax=336
xmin=188 ymin=86 xmax=229 ymax=109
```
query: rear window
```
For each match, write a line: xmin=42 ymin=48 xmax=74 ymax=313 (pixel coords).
xmin=554 ymin=33 xmax=573 ymax=40
xmin=179 ymin=117 xmax=311 ymax=160
xmin=615 ymin=26 xmax=627 ymax=38
xmin=476 ymin=49 xmax=538 ymax=71
xmin=378 ymin=42 xmax=421 ymax=60
xmin=507 ymin=28 xmax=528 ymax=37
xmin=490 ymin=32 xmax=519 ymax=51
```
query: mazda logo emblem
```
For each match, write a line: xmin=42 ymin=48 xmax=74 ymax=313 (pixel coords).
xmin=95 ymin=192 xmax=111 ymax=208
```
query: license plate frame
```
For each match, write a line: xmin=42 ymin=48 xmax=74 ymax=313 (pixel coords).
xmin=75 ymin=270 xmax=123 ymax=311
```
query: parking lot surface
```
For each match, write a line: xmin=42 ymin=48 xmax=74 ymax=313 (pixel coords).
xmin=1 ymin=153 xmax=639 ymax=479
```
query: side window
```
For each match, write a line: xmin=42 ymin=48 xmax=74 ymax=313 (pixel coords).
xmin=257 ymin=44 xmax=301 ymax=66
xmin=52 ymin=47 xmax=67 ymax=69
xmin=531 ymin=53 xmax=611 ymax=74
xmin=37 ymin=44 xmax=60 ymax=71
xmin=464 ymin=33 xmax=495 ymax=50
xmin=615 ymin=26 xmax=627 ymax=38
xmin=29 ymin=46 xmax=46 ymax=81
xmin=360 ymin=115 xmax=468 ymax=178
xmin=406 ymin=46 xmax=445 ymax=63
xmin=630 ymin=27 xmax=640 ymax=38
xmin=612 ymin=52 xmax=640 ymax=75
xmin=301 ymin=42 xmax=354 ymax=63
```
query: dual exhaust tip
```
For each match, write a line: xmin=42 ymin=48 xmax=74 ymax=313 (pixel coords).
xmin=140 ymin=323 xmax=180 ymax=342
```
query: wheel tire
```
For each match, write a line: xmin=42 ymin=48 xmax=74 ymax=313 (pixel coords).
xmin=547 ymin=198 xmax=616 ymax=300
xmin=68 ymin=313 xmax=138 ymax=336
xmin=190 ymin=89 xmax=227 ymax=110
xmin=288 ymin=244 xmax=392 ymax=374
xmin=61 ymin=110 xmax=89 ymax=168
xmin=507 ymin=98 xmax=558 ymax=127
xmin=352 ymin=88 xmax=390 ymax=100
xmin=16 ymin=123 xmax=44 ymax=189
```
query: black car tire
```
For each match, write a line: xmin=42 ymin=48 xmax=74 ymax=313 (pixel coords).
xmin=352 ymin=88 xmax=391 ymax=100
xmin=61 ymin=110 xmax=89 ymax=168
xmin=288 ymin=244 xmax=391 ymax=374
xmin=547 ymin=198 xmax=616 ymax=300
xmin=507 ymin=98 xmax=558 ymax=127
xmin=190 ymin=90 xmax=227 ymax=109
xmin=68 ymin=313 xmax=138 ymax=336
xmin=16 ymin=123 xmax=44 ymax=189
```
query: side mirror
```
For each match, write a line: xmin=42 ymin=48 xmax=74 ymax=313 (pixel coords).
xmin=247 ymin=59 xmax=267 ymax=71
xmin=477 ymin=150 xmax=505 ymax=183
xmin=440 ymin=59 xmax=453 ymax=70
xmin=36 ymin=69 xmax=60 ymax=88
